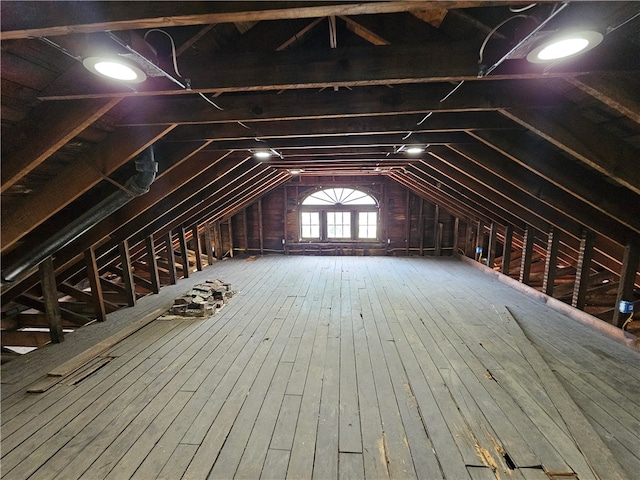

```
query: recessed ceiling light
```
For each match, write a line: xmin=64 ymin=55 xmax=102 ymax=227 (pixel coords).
xmin=83 ymin=56 xmax=147 ymax=83
xmin=252 ymin=150 xmax=272 ymax=159
xmin=405 ymin=146 xmax=425 ymax=154
xmin=288 ymin=169 xmax=304 ymax=175
xmin=526 ymin=31 xmax=603 ymax=63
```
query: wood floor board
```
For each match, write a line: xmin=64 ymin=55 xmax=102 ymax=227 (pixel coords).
xmin=1 ymin=256 xmax=637 ymax=480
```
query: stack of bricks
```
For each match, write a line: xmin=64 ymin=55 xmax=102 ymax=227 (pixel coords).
xmin=170 ymin=279 xmax=234 ymax=317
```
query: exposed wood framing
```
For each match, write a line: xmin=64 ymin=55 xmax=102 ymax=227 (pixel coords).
xmin=39 ymin=256 xmax=64 ymax=343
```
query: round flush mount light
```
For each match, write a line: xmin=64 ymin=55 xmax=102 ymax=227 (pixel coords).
xmin=252 ymin=150 xmax=272 ymax=159
xmin=83 ymin=56 xmax=147 ymax=83
xmin=405 ymin=146 xmax=425 ymax=154
xmin=526 ymin=31 xmax=603 ymax=63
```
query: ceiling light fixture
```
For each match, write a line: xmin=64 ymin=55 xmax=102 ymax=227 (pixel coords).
xmin=288 ymin=169 xmax=304 ymax=175
xmin=252 ymin=150 xmax=272 ymax=159
xmin=405 ymin=146 xmax=425 ymax=154
xmin=526 ymin=30 xmax=603 ymax=63
xmin=83 ymin=56 xmax=147 ymax=83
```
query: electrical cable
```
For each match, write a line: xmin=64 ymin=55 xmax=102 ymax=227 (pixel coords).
xmin=509 ymin=3 xmax=537 ymax=13
xmin=478 ymin=14 xmax=529 ymax=66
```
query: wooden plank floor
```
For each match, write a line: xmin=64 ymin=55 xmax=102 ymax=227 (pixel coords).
xmin=2 ymin=256 xmax=639 ymax=479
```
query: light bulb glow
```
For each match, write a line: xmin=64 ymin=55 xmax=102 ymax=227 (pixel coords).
xmin=537 ymin=38 xmax=589 ymax=60
xmin=83 ymin=56 xmax=147 ymax=83
xmin=94 ymin=61 xmax=139 ymax=80
xmin=527 ymin=31 xmax=603 ymax=64
xmin=405 ymin=147 xmax=424 ymax=154
xmin=253 ymin=151 xmax=272 ymax=159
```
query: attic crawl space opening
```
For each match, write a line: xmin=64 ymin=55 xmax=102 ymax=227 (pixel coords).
xmin=300 ymin=188 xmax=379 ymax=241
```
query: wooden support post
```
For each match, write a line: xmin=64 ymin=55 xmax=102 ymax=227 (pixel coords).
xmin=475 ymin=220 xmax=485 ymax=261
xmin=542 ymin=227 xmax=560 ymax=297
xmin=572 ymin=228 xmax=594 ymax=309
xmin=613 ymin=238 xmax=640 ymax=328
xmin=227 ymin=219 xmax=234 ymax=258
xmin=464 ymin=221 xmax=473 ymax=258
xmin=242 ymin=209 xmax=249 ymax=254
xmin=283 ymin=186 xmax=288 ymax=251
xmin=84 ymin=246 xmax=107 ymax=322
xmin=519 ymin=226 xmax=535 ymax=285
xmin=501 ymin=225 xmax=513 ymax=275
xmin=204 ymin=222 xmax=215 ymax=265
xmin=434 ymin=223 xmax=443 ymax=256
xmin=258 ymin=198 xmax=264 ymax=255
xmin=485 ymin=222 xmax=497 ymax=268
xmin=452 ymin=217 xmax=460 ymax=255
xmin=178 ymin=226 xmax=190 ymax=278
xmin=118 ymin=239 xmax=136 ymax=306
xmin=432 ymin=204 xmax=440 ymax=252
xmin=213 ymin=221 xmax=223 ymax=260
xmin=145 ymin=236 xmax=161 ymax=293
xmin=191 ymin=225 xmax=203 ymax=271
xmin=39 ymin=256 xmax=64 ymax=343
xmin=164 ymin=231 xmax=177 ymax=285
xmin=405 ymin=189 xmax=411 ymax=255
xmin=418 ymin=197 xmax=425 ymax=256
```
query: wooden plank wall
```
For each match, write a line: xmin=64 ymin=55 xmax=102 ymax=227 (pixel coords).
xmin=221 ymin=177 xmax=457 ymax=257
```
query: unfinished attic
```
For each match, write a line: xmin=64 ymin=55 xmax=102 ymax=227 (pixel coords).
xmin=1 ymin=2 xmax=639 ymax=479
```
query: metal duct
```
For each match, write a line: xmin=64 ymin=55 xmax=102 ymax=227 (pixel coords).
xmin=1 ymin=146 xmax=158 ymax=283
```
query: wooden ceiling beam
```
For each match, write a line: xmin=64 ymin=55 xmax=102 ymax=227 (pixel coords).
xmin=467 ymin=130 xmax=640 ymax=235
xmin=0 ymin=2 xmax=497 ymax=40
xmin=1 ymin=98 xmax=120 ymax=193
xmin=444 ymin=143 xmax=637 ymax=245
xmin=161 ymin=112 xmax=515 ymax=142
xmin=566 ymin=73 xmax=640 ymax=125
xmin=119 ymin=81 xmax=565 ymax=126
xmin=499 ymin=107 xmax=640 ymax=195
xmin=38 ymin=43 xmax=598 ymax=101
xmin=1 ymin=124 xmax=176 ymax=252
xmin=339 ymin=16 xmax=390 ymax=45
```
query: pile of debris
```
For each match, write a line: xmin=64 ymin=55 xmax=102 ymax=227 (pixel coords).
xmin=169 ymin=279 xmax=235 ymax=317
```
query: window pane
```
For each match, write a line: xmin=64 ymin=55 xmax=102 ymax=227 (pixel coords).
xmin=327 ymin=211 xmax=350 ymax=238
xmin=302 ymin=188 xmax=377 ymax=205
xmin=358 ymin=211 xmax=377 ymax=239
xmin=301 ymin=212 xmax=320 ymax=238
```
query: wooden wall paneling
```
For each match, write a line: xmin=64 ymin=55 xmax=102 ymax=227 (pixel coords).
xmin=39 ymin=256 xmax=64 ymax=343
xmin=613 ymin=238 xmax=640 ymax=328
xmin=204 ymin=222 xmax=215 ymax=265
xmin=163 ymin=231 xmax=178 ymax=285
xmin=572 ymin=228 xmax=595 ymax=309
xmin=178 ymin=226 xmax=190 ymax=277
xmin=433 ymin=204 xmax=440 ymax=253
xmin=542 ymin=227 xmax=560 ymax=297
xmin=118 ymin=240 xmax=136 ymax=306
xmin=283 ymin=185 xmax=288 ymax=250
xmin=191 ymin=225 xmax=203 ymax=271
xmin=258 ymin=198 xmax=264 ymax=255
xmin=501 ymin=225 xmax=513 ymax=275
xmin=519 ymin=226 xmax=535 ymax=285
xmin=145 ymin=235 xmax=161 ymax=293
xmin=84 ymin=246 xmax=107 ymax=322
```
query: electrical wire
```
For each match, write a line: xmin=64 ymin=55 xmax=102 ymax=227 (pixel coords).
xmin=141 ymin=29 xmax=224 ymax=111
xmin=440 ymin=80 xmax=464 ymax=102
xmin=607 ymin=11 xmax=640 ymax=34
xmin=509 ymin=3 xmax=537 ymax=13
xmin=478 ymin=14 xmax=529 ymax=66
xmin=416 ymin=112 xmax=433 ymax=125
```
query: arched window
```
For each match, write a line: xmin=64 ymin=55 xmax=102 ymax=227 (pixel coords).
xmin=300 ymin=188 xmax=379 ymax=241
